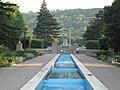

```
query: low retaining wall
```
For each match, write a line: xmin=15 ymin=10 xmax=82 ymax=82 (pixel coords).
xmin=33 ymin=48 xmax=106 ymax=54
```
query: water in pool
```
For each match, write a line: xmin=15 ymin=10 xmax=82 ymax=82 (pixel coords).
xmin=43 ymin=86 xmax=84 ymax=90
xmin=35 ymin=54 xmax=93 ymax=90
xmin=46 ymin=68 xmax=83 ymax=79
xmin=46 ymin=71 xmax=83 ymax=79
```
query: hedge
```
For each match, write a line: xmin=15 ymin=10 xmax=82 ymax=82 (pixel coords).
xmin=85 ymin=40 xmax=99 ymax=49
xmin=31 ymin=38 xmax=44 ymax=48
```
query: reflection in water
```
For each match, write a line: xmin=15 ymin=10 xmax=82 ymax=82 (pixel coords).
xmin=35 ymin=54 xmax=93 ymax=90
xmin=47 ymin=72 xmax=83 ymax=79
xmin=55 ymin=60 xmax=76 ymax=68
xmin=43 ymin=86 xmax=84 ymax=90
xmin=55 ymin=64 xmax=76 ymax=68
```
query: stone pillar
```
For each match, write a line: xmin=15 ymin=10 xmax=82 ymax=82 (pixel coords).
xmin=52 ymin=43 xmax=57 ymax=53
xmin=108 ymin=47 xmax=114 ymax=54
xmin=16 ymin=41 xmax=23 ymax=51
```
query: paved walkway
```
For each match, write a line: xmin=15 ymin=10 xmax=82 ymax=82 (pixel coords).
xmin=0 ymin=54 xmax=55 ymax=90
xmin=0 ymin=54 xmax=120 ymax=90
xmin=75 ymin=54 xmax=120 ymax=90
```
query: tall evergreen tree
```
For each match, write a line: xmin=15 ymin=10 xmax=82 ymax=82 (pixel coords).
xmin=0 ymin=1 xmax=16 ymax=50
xmin=0 ymin=1 xmax=27 ymax=50
xmin=104 ymin=0 xmax=120 ymax=52
xmin=83 ymin=10 xmax=104 ymax=40
xmin=33 ymin=0 xmax=61 ymax=47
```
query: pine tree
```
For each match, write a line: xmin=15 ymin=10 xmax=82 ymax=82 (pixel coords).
xmin=104 ymin=0 xmax=120 ymax=52
xmin=0 ymin=1 xmax=27 ymax=50
xmin=0 ymin=1 xmax=17 ymax=50
xmin=83 ymin=10 xmax=104 ymax=40
xmin=33 ymin=0 xmax=61 ymax=47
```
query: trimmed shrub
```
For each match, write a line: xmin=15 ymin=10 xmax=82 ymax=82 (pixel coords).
xmin=24 ymin=49 xmax=40 ymax=56
xmin=85 ymin=40 xmax=99 ymax=49
xmin=94 ymin=50 xmax=110 ymax=57
xmin=14 ymin=49 xmax=38 ymax=57
xmin=31 ymin=38 xmax=44 ymax=48
xmin=14 ymin=49 xmax=41 ymax=60
xmin=98 ymin=37 xmax=108 ymax=50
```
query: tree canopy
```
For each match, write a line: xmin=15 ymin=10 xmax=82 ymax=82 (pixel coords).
xmin=83 ymin=10 xmax=104 ymax=40
xmin=103 ymin=0 xmax=120 ymax=52
xmin=23 ymin=8 xmax=101 ymax=45
xmin=84 ymin=0 xmax=120 ymax=52
xmin=33 ymin=0 xmax=61 ymax=47
xmin=0 ymin=1 xmax=27 ymax=50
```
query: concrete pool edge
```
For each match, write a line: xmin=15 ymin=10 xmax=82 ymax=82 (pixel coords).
xmin=71 ymin=54 xmax=108 ymax=90
xmin=20 ymin=54 xmax=108 ymax=90
xmin=20 ymin=54 xmax=60 ymax=90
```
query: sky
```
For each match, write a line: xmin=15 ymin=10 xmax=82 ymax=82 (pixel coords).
xmin=3 ymin=0 xmax=114 ymax=12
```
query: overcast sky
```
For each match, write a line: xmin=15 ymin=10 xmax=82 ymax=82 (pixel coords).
xmin=3 ymin=0 xmax=114 ymax=12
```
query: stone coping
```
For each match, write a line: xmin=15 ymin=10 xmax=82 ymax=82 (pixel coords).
xmin=71 ymin=54 xmax=108 ymax=90
xmin=20 ymin=54 xmax=60 ymax=90
xmin=20 ymin=54 xmax=108 ymax=90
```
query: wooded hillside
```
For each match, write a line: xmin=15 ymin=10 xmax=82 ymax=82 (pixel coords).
xmin=23 ymin=8 xmax=102 ymax=44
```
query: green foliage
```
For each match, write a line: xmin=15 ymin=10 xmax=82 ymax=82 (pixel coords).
xmin=23 ymin=11 xmax=37 ymax=30
xmin=0 ymin=47 xmax=42 ymax=67
xmin=14 ymin=50 xmax=31 ymax=60
xmin=85 ymin=40 xmax=99 ymax=49
xmin=0 ymin=1 xmax=28 ymax=50
xmin=14 ymin=49 xmax=41 ymax=58
xmin=0 ymin=54 xmax=10 ymax=67
xmin=83 ymin=10 xmax=104 ymax=41
xmin=3 ymin=52 xmax=16 ymax=62
xmin=0 ymin=49 xmax=41 ymax=65
xmin=24 ymin=49 xmax=40 ymax=56
xmin=20 ymin=36 xmax=30 ymax=49
xmin=84 ymin=0 xmax=120 ymax=52
xmin=14 ymin=51 xmax=25 ymax=57
xmin=31 ymin=38 xmax=44 ymax=48
xmin=98 ymin=37 xmax=108 ymax=50
xmin=94 ymin=50 xmax=110 ymax=57
xmin=33 ymin=1 xmax=61 ymax=47
xmin=0 ymin=59 xmax=9 ymax=67
xmin=103 ymin=0 xmax=120 ymax=52
xmin=0 ymin=45 xmax=9 ymax=54
xmin=23 ymin=8 xmax=101 ymax=45
xmin=89 ymin=50 xmax=120 ymax=65
xmin=114 ymin=55 xmax=120 ymax=62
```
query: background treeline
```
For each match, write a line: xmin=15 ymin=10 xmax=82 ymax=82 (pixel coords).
xmin=83 ymin=0 xmax=120 ymax=52
xmin=23 ymin=8 xmax=102 ymax=45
